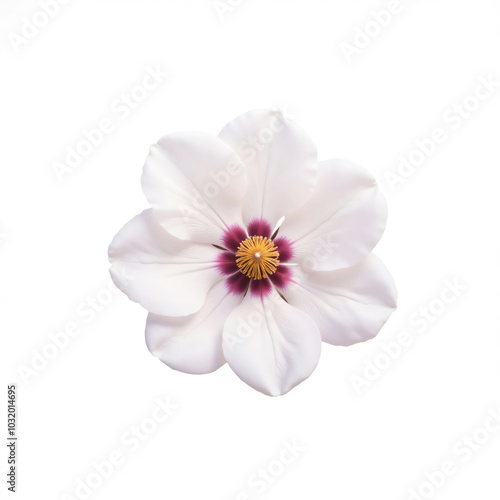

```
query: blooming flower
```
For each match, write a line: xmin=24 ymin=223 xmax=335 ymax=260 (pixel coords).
xmin=108 ymin=109 xmax=397 ymax=396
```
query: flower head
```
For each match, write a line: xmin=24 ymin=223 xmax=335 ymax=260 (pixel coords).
xmin=109 ymin=109 xmax=397 ymax=396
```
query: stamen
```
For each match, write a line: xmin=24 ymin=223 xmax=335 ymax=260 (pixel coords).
xmin=235 ymin=236 xmax=280 ymax=280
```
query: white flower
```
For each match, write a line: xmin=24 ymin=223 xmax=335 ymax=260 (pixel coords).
xmin=108 ymin=109 xmax=397 ymax=396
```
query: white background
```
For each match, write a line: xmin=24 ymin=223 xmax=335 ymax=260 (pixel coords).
xmin=1 ymin=1 xmax=500 ymax=499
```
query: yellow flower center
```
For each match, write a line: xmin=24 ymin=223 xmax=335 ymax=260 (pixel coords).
xmin=235 ymin=236 xmax=280 ymax=280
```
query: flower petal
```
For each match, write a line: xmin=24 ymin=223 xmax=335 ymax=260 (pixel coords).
xmin=108 ymin=210 xmax=220 ymax=316
xmin=283 ymin=254 xmax=397 ymax=346
xmin=222 ymin=290 xmax=321 ymax=396
xmin=225 ymin=271 xmax=251 ymax=296
xmin=273 ymin=236 xmax=294 ymax=263
xmin=246 ymin=218 xmax=272 ymax=238
xmin=146 ymin=281 xmax=243 ymax=374
xmin=279 ymin=159 xmax=388 ymax=271
xmin=218 ymin=109 xmax=318 ymax=226
xmin=269 ymin=265 xmax=293 ymax=290
xmin=141 ymin=132 xmax=247 ymax=244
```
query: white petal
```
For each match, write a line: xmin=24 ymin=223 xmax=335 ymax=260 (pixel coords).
xmin=218 ymin=109 xmax=318 ymax=225
xmin=222 ymin=289 xmax=321 ymax=396
xmin=108 ymin=210 xmax=220 ymax=316
xmin=145 ymin=281 xmax=242 ymax=374
xmin=279 ymin=159 xmax=388 ymax=271
xmin=141 ymin=132 xmax=247 ymax=244
xmin=284 ymin=254 xmax=397 ymax=346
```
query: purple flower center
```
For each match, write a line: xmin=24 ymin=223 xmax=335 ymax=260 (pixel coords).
xmin=215 ymin=218 xmax=294 ymax=298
